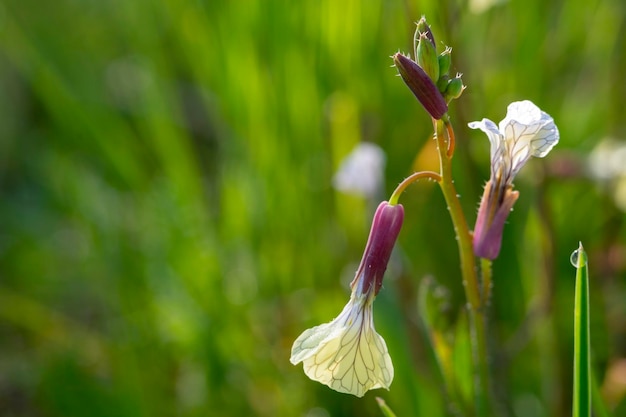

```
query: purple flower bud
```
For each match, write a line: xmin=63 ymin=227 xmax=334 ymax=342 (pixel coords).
xmin=393 ymin=53 xmax=448 ymax=119
xmin=472 ymin=181 xmax=519 ymax=260
xmin=351 ymin=201 xmax=404 ymax=296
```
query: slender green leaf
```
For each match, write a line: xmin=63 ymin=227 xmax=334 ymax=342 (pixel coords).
xmin=376 ymin=397 xmax=398 ymax=417
xmin=572 ymin=242 xmax=590 ymax=417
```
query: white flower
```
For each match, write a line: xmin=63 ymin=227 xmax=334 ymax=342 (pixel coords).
xmin=589 ymin=139 xmax=626 ymax=212
xmin=290 ymin=290 xmax=394 ymax=397
xmin=468 ymin=100 xmax=559 ymax=259
xmin=332 ymin=142 xmax=386 ymax=199
xmin=468 ymin=100 xmax=559 ymax=186
xmin=290 ymin=201 xmax=403 ymax=396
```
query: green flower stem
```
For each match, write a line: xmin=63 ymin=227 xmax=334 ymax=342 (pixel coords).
xmin=389 ymin=171 xmax=442 ymax=206
xmin=480 ymin=258 xmax=493 ymax=306
xmin=434 ymin=118 xmax=490 ymax=416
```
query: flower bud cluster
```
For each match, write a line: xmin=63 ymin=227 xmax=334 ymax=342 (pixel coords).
xmin=415 ymin=17 xmax=466 ymax=103
xmin=393 ymin=17 xmax=465 ymax=119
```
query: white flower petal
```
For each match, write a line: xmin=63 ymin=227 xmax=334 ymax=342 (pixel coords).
xmin=470 ymin=100 xmax=559 ymax=184
xmin=468 ymin=118 xmax=503 ymax=162
xmin=501 ymin=100 xmax=543 ymax=127
xmin=501 ymin=100 xmax=559 ymax=160
xmin=290 ymin=294 xmax=394 ymax=397
xmin=500 ymin=118 xmax=536 ymax=176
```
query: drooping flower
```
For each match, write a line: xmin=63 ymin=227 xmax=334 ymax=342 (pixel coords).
xmin=469 ymin=100 xmax=559 ymax=259
xmin=290 ymin=201 xmax=404 ymax=397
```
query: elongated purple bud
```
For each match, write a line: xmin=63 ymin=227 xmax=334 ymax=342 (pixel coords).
xmin=473 ymin=181 xmax=519 ymax=259
xmin=351 ymin=201 xmax=404 ymax=296
xmin=393 ymin=53 xmax=448 ymax=119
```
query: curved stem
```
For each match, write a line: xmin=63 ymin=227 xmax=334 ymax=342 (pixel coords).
xmin=445 ymin=119 xmax=456 ymax=158
xmin=389 ymin=171 xmax=442 ymax=205
xmin=433 ymin=118 xmax=490 ymax=416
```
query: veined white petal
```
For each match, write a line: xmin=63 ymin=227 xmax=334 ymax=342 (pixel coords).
xmin=468 ymin=118 xmax=503 ymax=162
xmin=470 ymin=100 xmax=559 ymax=184
xmin=501 ymin=100 xmax=559 ymax=161
xmin=290 ymin=293 xmax=394 ymax=397
xmin=500 ymin=100 xmax=543 ymax=127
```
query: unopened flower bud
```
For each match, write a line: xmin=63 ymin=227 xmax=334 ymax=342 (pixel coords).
xmin=438 ymin=48 xmax=452 ymax=76
xmin=415 ymin=16 xmax=436 ymax=48
xmin=416 ymin=33 xmax=439 ymax=82
xmin=393 ymin=52 xmax=448 ymax=119
xmin=444 ymin=76 xmax=465 ymax=101
xmin=436 ymin=74 xmax=450 ymax=94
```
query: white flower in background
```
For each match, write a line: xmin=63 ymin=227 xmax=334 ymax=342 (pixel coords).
xmin=290 ymin=202 xmax=403 ymax=397
xmin=468 ymin=100 xmax=559 ymax=259
xmin=589 ymin=139 xmax=626 ymax=181
xmin=332 ymin=142 xmax=386 ymax=199
xmin=589 ymin=139 xmax=626 ymax=212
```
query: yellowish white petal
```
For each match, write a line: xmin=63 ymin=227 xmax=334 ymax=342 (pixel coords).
xmin=290 ymin=293 xmax=394 ymax=397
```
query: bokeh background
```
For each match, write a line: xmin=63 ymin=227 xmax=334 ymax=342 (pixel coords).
xmin=1 ymin=0 xmax=625 ymax=416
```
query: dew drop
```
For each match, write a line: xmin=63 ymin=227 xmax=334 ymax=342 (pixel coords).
xmin=570 ymin=246 xmax=588 ymax=268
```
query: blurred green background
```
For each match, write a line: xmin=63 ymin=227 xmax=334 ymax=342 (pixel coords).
xmin=1 ymin=0 xmax=625 ymax=416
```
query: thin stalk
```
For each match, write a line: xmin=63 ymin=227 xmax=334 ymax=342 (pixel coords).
xmin=389 ymin=171 xmax=442 ymax=206
xmin=480 ymin=258 xmax=493 ymax=306
xmin=434 ymin=118 xmax=490 ymax=416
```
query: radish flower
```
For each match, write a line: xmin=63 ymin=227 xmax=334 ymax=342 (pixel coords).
xmin=290 ymin=202 xmax=403 ymax=396
xmin=469 ymin=100 xmax=559 ymax=259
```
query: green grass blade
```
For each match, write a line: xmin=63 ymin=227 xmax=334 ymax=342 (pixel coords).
xmin=572 ymin=242 xmax=590 ymax=417
xmin=376 ymin=397 xmax=398 ymax=417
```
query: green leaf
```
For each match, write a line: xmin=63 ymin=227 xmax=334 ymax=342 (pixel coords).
xmin=572 ymin=242 xmax=590 ymax=417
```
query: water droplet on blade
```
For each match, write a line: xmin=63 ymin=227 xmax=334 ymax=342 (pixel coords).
xmin=570 ymin=247 xmax=587 ymax=268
